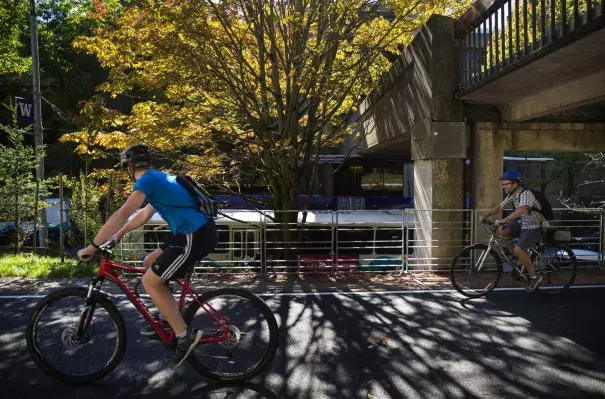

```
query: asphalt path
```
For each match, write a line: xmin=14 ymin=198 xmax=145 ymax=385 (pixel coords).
xmin=1 ymin=287 xmax=605 ymax=398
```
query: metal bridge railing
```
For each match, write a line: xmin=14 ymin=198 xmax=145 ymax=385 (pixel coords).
xmin=460 ymin=0 xmax=605 ymax=90
xmin=119 ymin=208 xmax=604 ymax=275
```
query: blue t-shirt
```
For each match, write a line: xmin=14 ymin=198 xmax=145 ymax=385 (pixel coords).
xmin=133 ymin=169 xmax=208 ymax=235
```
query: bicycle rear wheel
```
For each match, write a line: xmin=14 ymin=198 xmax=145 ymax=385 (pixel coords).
xmin=532 ymin=244 xmax=577 ymax=294
xmin=450 ymin=244 xmax=503 ymax=298
xmin=183 ymin=288 xmax=278 ymax=382
xmin=26 ymin=287 xmax=126 ymax=383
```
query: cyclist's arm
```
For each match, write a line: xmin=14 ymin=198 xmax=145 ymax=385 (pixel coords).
xmin=88 ymin=190 xmax=147 ymax=248
xmin=114 ymin=203 xmax=156 ymax=239
xmin=501 ymin=205 xmax=528 ymax=223
xmin=482 ymin=205 xmax=502 ymax=218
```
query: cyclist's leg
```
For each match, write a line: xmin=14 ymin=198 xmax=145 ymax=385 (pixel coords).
xmin=142 ymin=220 xmax=218 ymax=335
xmin=142 ymin=233 xmax=191 ymax=335
xmin=141 ymin=242 xmax=170 ymax=331
xmin=499 ymin=221 xmax=520 ymax=253
xmin=514 ymin=229 xmax=541 ymax=275
xmin=143 ymin=247 xmax=163 ymax=271
xmin=144 ymin=221 xmax=217 ymax=369
xmin=143 ymin=271 xmax=188 ymax=334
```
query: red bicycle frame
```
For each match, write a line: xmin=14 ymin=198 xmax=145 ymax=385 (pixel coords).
xmin=90 ymin=257 xmax=231 ymax=346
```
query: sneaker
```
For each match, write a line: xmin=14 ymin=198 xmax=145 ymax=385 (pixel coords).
xmin=526 ymin=275 xmax=543 ymax=293
xmin=141 ymin=313 xmax=171 ymax=336
xmin=170 ymin=329 xmax=203 ymax=370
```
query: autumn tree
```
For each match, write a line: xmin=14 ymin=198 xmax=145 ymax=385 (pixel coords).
xmin=67 ymin=0 xmax=467 ymax=203
xmin=61 ymin=0 xmax=468 ymax=264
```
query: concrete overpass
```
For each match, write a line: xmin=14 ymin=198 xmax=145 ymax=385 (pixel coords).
xmin=355 ymin=0 xmax=605 ymax=264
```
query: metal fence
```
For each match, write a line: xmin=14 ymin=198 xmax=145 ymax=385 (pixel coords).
xmin=460 ymin=0 xmax=605 ymax=90
xmin=120 ymin=208 xmax=604 ymax=274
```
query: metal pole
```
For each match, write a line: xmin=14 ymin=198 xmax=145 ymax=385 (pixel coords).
xmin=84 ymin=160 xmax=88 ymax=245
xmin=59 ymin=173 xmax=64 ymax=262
xmin=32 ymin=179 xmax=39 ymax=254
xmin=261 ymin=212 xmax=266 ymax=275
xmin=598 ymin=209 xmax=605 ymax=267
xmin=15 ymin=187 xmax=20 ymax=254
xmin=404 ymin=208 xmax=410 ymax=273
xmin=400 ymin=209 xmax=406 ymax=275
xmin=334 ymin=211 xmax=338 ymax=274
xmin=106 ymin=172 xmax=113 ymax=221
xmin=29 ymin=0 xmax=48 ymax=248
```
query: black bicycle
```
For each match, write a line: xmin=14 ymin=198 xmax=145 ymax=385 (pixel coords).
xmin=450 ymin=220 xmax=577 ymax=298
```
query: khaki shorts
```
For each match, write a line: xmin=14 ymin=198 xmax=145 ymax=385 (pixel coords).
xmin=502 ymin=221 xmax=541 ymax=251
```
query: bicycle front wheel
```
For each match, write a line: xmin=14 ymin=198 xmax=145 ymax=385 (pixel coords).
xmin=183 ymin=288 xmax=278 ymax=382
xmin=26 ymin=287 xmax=126 ymax=383
xmin=532 ymin=244 xmax=577 ymax=294
xmin=450 ymin=244 xmax=503 ymax=298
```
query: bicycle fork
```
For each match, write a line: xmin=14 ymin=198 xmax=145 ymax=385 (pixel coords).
xmin=473 ymin=241 xmax=494 ymax=273
xmin=74 ymin=276 xmax=106 ymax=341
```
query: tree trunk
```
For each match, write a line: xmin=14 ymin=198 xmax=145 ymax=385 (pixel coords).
xmin=271 ymin=175 xmax=299 ymax=277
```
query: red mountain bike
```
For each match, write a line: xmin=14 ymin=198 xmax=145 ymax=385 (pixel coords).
xmin=25 ymin=242 xmax=278 ymax=384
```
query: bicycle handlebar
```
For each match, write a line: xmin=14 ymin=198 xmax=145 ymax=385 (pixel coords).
xmin=77 ymin=240 xmax=117 ymax=262
xmin=480 ymin=218 xmax=499 ymax=234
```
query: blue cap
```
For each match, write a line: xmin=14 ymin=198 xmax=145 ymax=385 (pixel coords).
xmin=499 ymin=171 xmax=523 ymax=182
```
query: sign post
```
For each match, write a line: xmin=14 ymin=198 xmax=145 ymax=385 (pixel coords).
xmin=29 ymin=0 xmax=48 ymax=248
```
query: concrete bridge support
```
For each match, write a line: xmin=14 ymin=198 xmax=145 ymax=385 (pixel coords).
xmin=471 ymin=122 xmax=605 ymax=213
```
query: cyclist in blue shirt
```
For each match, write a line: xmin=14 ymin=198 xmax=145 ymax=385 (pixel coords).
xmin=78 ymin=144 xmax=217 ymax=369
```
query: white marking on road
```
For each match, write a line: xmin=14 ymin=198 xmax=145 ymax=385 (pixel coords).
xmin=1 ymin=285 xmax=604 ymax=300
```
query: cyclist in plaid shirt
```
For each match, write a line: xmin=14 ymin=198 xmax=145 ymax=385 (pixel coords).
xmin=481 ymin=171 xmax=548 ymax=292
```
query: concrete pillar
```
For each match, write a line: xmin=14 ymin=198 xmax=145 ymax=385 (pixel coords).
xmin=470 ymin=124 xmax=504 ymax=214
xmin=407 ymin=15 xmax=467 ymax=270
xmin=412 ymin=158 xmax=465 ymax=269
xmin=470 ymin=122 xmax=605 ymax=245
xmin=471 ymin=123 xmax=605 ymax=214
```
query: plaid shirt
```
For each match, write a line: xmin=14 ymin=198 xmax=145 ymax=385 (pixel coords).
xmin=500 ymin=188 xmax=549 ymax=230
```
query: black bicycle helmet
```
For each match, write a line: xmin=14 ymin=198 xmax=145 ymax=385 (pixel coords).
xmin=120 ymin=144 xmax=151 ymax=169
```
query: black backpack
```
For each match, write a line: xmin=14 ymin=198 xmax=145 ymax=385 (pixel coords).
xmin=513 ymin=188 xmax=554 ymax=220
xmin=176 ymin=175 xmax=218 ymax=218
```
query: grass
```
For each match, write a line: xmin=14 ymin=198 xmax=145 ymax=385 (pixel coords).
xmin=0 ymin=254 xmax=98 ymax=278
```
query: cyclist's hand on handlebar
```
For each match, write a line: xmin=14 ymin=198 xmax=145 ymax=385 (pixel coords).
xmin=494 ymin=219 xmax=505 ymax=227
xmin=480 ymin=216 xmax=492 ymax=224
xmin=109 ymin=232 xmax=123 ymax=245
xmin=77 ymin=245 xmax=96 ymax=261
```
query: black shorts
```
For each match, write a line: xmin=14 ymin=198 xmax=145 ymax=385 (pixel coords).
xmin=151 ymin=219 xmax=217 ymax=281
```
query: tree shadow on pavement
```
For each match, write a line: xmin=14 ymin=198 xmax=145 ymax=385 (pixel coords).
xmin=254 ymin=288 xmax=605 ymax=398
xmin=2 ymin=288 xmax=605 ymax=398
